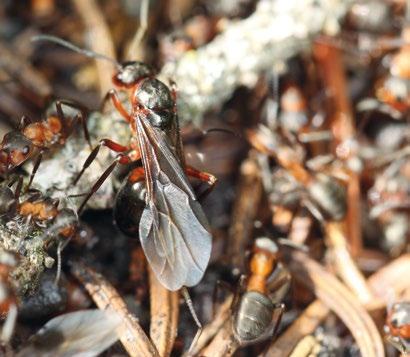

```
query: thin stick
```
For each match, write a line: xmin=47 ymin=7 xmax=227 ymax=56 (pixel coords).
xmin=126 ymin=0 xmax=149 ymax=61
xmin=313 ymin=40 xmax=362 ymax=257
xmin=227 ymin=157 xmax=262 ymax=275
xmin=71 ymin=0 xmax=117 ymax=97
xmin=71 ymin=261 xmax=159 ymax=357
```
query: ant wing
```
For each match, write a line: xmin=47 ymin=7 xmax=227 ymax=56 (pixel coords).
xmin=135 ymin=114 xmax=212 ymax=291
xmin=16 ymin=309 xmax=121 ymax=357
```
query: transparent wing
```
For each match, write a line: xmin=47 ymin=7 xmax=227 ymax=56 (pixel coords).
xmin=135 ymin=114 xmax=212 ymax=291
xmin=17 ymin=309 xmax=121 ymax=357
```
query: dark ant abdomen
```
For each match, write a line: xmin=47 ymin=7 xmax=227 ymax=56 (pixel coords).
xmin=114 ymin=176 xmax=146 ymax=237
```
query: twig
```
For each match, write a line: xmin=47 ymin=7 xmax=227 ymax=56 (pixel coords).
xmin=313 ymin=40 xmax=362 ymax=256
xmin=227 ymin=157 xmax=262 ymax=274
xmin=148 ymin=266 xmax=179 ymax=357
xmin=71 ymin=0 xmax=117 ymax=97
xmin=71 ymin=261 xmax=159 ymax=357
xmin=160 ymin=0 xmax=355 ymax=124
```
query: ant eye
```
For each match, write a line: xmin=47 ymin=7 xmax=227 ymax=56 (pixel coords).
xmin=22 ymin=146 xmax=30 ymax=155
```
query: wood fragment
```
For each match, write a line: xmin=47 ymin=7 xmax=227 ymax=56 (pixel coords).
xmin=148 ymin=266 xmax=179 ymax=357
xmin=71 ymin=261 xmax=159 ymax=357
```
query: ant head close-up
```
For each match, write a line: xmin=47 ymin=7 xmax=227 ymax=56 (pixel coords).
xmin=0 ymin=132 xmax=34 ymax=174
xmin=112 ymin=61 xmax=154 ymax=88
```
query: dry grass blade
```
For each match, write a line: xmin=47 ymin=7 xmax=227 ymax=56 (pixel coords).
xmin=325 ymin=221 xmax=376 ymax=305
xmin=288 ymin=251 xmax=384 ymax=357
xmin=368 ymin=254 xmax=410 ymax=302
xmin=71 ymin=261 xmax=159 ymax=357
xmin=200 ymin=319 xmax=239 ymax=357
xmin=263 ymin=300 xmax=329 ymax=356
xmin=148 ymin=266 xmax=179 ymax=357
xmin=71 ymin=0 xmax=117 ymax=97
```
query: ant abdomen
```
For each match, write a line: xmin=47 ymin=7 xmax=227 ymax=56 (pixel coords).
xmin=114 ymin=178 xmax=146 ymax=237
xmin=308 ymin=173 xmax=347 ymax=221
xmin=233 ymin=290 xmax=274 ymax=344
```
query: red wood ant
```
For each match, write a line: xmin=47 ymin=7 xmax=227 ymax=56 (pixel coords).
xmin=33 ymin=35 xmax=217 ymax=292
xmin=232 ymin=237 xmax=290 ymax=345
xmin=0 ymin=178 xmax=78 ymax=241
xmin=0 ymin=100 xmax=90 ymax=188
xmin=385 ymin=301 xmax=410 ymax=355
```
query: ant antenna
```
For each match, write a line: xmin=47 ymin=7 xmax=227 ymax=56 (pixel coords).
xmin=202 ymin=127 xmax=241 ymax=138
xmin=31 ymin=34 xmax=121 ymax=69
xmin=181 ymin=287 xmax=202 ymax=355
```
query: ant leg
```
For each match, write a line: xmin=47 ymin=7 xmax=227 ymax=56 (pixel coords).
xmin=212 ymin=280 xmax=235 ymax=318
xmin=128 ymin=166 xmax=145 ymax=183
xmin=185 ymin=166 xmax=217 ymax=200
xmin=55 ymin=99 xmax=92 ymax=148
xmin=18 ymin=115 xmax=34 ymax=129
xmin=271 ymin=303 xmax=285 ymax=337
xmin=26 ymin=151 xmax=43 ymax=190
xmin=101 ymin=89 xmax=132 ymax=123
xmin=301 ymin=197 xmax=325 ymax=224
xmin=77 ymin=153 xmax=131 ymax=214
xmin=72 ymin=138 xmax=129 ymax=186
xmin=181 ymin=287 xmax=202 ymax=355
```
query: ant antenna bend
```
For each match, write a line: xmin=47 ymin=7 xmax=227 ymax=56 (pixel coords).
xmin=31 ymin=34 xmax=121 ymax=68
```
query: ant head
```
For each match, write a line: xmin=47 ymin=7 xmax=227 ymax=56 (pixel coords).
xmin=0 ymin=132 xmax=34 ymax=173
xmin=112 ymin=61 xmax=154 ymax=88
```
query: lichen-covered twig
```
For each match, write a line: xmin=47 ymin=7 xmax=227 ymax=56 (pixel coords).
xmin=160 ymin=0 xmax=355 ymax=124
